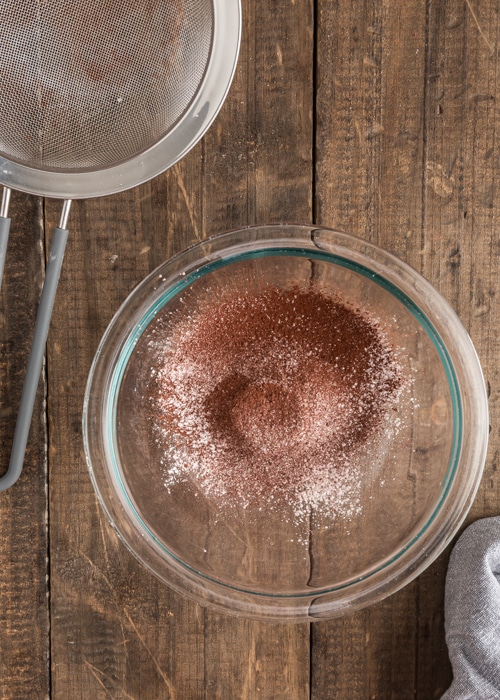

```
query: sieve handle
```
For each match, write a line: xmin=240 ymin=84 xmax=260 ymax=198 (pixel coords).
xmin=0 ymin=202 xmax=71 ymax=490
xmin=0 ymin=188 xmax=12 ymax=289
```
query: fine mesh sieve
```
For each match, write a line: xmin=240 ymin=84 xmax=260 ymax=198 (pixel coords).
xmin=0 ymin=0 xmax=241 ymax=489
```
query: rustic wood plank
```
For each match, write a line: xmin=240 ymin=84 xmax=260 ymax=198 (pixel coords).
xmin=313 ymin=1 xmax=423 ymax=696
xmin=47 ymin=181 xmax=205 ymax=700
xmin=416 ymin=3 xmax=500 ymax=694
xmin=423 ymin=0 xmax=500 ymax=517
xmin=0 ymin=191 xmax=49 ymax=699
xmin=200 ymin=0 xmax=313 ymax=696
xmin=47 ymin=0 xmax=314 ymax=697
xmin=313 ymin=0 xmax=500 ymax=697
xmin=312 ymin=0 xmax=459 ymax=698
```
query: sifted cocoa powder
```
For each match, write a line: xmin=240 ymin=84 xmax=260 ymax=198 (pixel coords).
xmin=150 ymin=284 xmax=403 ymax=518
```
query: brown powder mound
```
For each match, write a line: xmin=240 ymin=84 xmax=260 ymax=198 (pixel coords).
xmin=151 ymin=284 xmax=403 ymax=515
xmin=229 ymin=380 xmax=300 ymax=451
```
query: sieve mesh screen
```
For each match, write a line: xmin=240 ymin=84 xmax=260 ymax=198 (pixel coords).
xmin=0 ymin=0 xmax=214 ymax=171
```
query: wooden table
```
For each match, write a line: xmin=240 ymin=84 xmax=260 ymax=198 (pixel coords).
xmin=1 ymin=1 xmax=498 ymax=697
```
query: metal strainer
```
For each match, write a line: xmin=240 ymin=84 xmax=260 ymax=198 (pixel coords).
xmin=0 ymin=0 xmax=241 ymax=489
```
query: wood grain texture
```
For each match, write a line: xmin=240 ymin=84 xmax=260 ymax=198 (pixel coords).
xmin=47 ymin=0 xmax=313 ymax=698
xmin=0 ymin=192 xmax=49 ymax=699
xmin=200 ymin=1 xmax=313 ymax=697
xmin=313 ymin=0 xmax=499 ymax=698
xmin=0 ymin=0 xmax=498 ymax=697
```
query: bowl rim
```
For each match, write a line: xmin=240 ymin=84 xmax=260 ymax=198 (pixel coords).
xmin=83 ymin=223 xmax=489 ymax=620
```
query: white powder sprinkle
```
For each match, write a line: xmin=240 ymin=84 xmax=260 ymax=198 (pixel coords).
xmin=147 ymin=284 xmax=407 ymax=530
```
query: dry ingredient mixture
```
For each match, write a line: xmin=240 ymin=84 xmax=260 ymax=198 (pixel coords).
xmin=149 ymin=284 xmax=403 ymax=521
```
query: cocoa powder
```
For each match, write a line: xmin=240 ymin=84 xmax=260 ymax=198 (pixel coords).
xmin=149 ymin=284 xmax=403 ymax=518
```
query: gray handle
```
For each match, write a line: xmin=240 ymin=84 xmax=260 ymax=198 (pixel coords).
xmin=0 ymin=188 xmax=11 ymax=287
xmin=0 ymin=226 xmax=69 ymax=490
xmin=0 ymin=216 xmax=11 ymax=289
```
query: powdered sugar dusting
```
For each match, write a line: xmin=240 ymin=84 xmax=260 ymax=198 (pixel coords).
xmin=148 ymin=284 xmax=405 ymax=527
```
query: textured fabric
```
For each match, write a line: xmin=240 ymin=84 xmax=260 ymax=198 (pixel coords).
xmin=442 ymin=517 xmax=500 ymax=699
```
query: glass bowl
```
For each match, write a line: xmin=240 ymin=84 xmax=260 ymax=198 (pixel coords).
xmin=83 ymin=224 xmax=488 ymax=621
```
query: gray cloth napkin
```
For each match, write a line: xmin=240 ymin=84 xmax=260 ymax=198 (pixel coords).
xmin=442 ymin=516 xmax=500 ymax=699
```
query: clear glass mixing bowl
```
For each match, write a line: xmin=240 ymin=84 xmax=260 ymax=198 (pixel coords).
xmin=83 ymin=225 xmax=488 ymax=620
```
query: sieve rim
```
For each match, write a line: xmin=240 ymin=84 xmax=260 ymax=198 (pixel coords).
xmin=0 ymin=0 xmax=241 ymax=199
